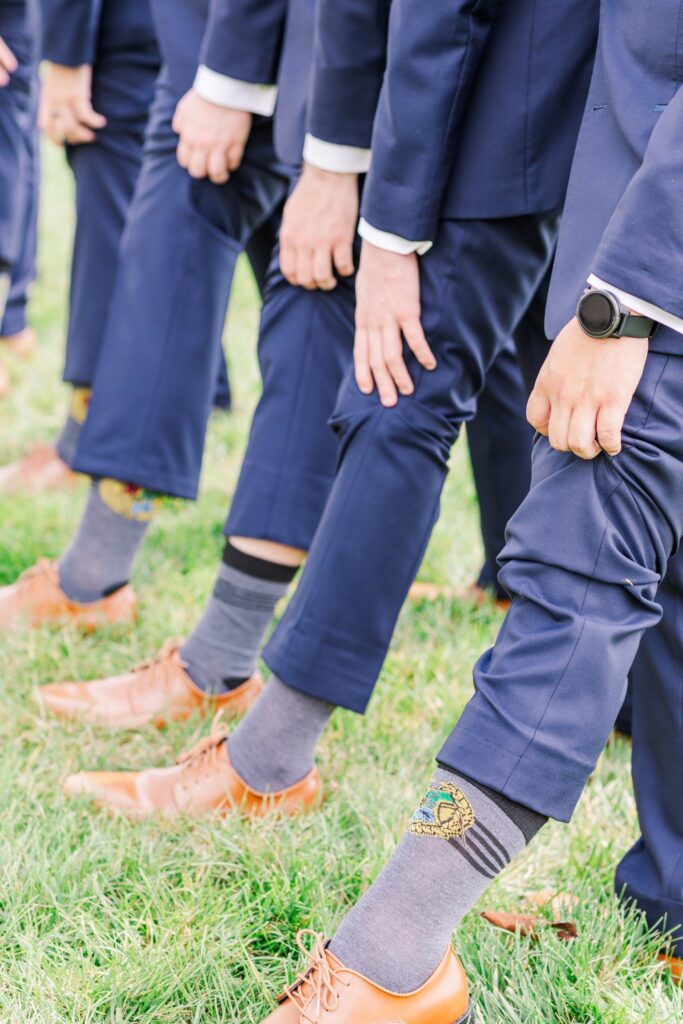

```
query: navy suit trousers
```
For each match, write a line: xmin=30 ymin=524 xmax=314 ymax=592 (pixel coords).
xmin=72 ymin=72 xmax=289 ymax=497
xmin=224 ymin=240 xmax=357 ymax=551
xmin=264 ymin=212 xmax=559 ymax=710
xmin=62 ymin=32 xmax=159 ymax=386
xmin=467 ymin=270 xmax=552 ymax=598
xmin=0 ymin=73 xmax=37 ymax=337
xmin=0 ymin=4 xmax=36 ymax=299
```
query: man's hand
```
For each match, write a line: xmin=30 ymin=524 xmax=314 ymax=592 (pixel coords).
xmin=38 ymin=64 xmax=106 ymax=145
xmin=527 ymin=316 xmax=649 ymax=459
xmin=0 ymin=36 xmax=18 ymax=88
xmin=173 ymin=90 xmax=252 ymax=184
xmin=354 ymin=241 xmax=436 ymax=407
xmin=279 ymin=163 xmax=359 ymax=290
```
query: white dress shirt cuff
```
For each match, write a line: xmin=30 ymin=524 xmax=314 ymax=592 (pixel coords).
xmin=303 ymin=133 xmax=372 ymax=174
xmin=358 ymin=218 xmax=433 ymax=256
xmin=193 ymin=65 xmax=278 ymax=117
xmin=588 ymin=275 xmax=683 ymax=337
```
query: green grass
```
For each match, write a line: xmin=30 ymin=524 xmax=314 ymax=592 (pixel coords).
xmin=0 ymin=145 xmax=681 ymax=1023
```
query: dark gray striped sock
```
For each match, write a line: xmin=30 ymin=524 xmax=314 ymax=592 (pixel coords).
xmin=330 ymin=768 xmax=546 ymax=993
xmin=180 ymin=557 xmax=294 ymax=693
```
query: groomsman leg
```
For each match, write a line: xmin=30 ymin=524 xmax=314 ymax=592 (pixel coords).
xmin=615 ymin=549 xmax=683 ymax=969
xmin=275 ymin=348 xmax=683 ymax=1011
xmin=47 ymin=237 xmax=357 ymax=771
xmin=59 ymin=213 xmax=561 ymax=810
xmin=0 ymin=71 xmax=289 ymax=633
xmin=0 ymin=75 xmax=38 ymax=353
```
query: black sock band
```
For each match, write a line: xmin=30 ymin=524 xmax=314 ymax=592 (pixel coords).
xmin=438 ymin=765 xmax=548 ymax=843
xmin=223 ymin=540 xmax=300 ymax=584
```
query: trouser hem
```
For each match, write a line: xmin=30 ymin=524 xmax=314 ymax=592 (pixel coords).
xmin=438 ymin=723 xmax=590 ymax=822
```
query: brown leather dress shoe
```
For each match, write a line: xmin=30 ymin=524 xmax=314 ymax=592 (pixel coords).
xmin=261 ymin=931 xmax=474 ymax=1024
xmin=62 ymin=731 xmax=322 ymax=820
xmin=0 ymin=559 xmax=137 ymax=631
xmin=658 ymin=953 xmax=683 ymax=983
xmin=1 ymin=326 xmax=36 ymax=357
xmin=408 ymin=580 xmax=511 ymax=613
xmin=0 ymin=443 xmax=77 ymax=495
xmin=36 ymin=639 xmax=263 ymax=729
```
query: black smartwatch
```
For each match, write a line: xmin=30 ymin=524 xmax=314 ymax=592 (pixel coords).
xmin=576 ymin=288 xmax=658 ymax=339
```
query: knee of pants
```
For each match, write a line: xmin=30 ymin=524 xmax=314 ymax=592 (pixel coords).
xmin=497 ymin=439 xmax=664 ymax=629
xmin=329 ymin=378 xmax=466 ymax=473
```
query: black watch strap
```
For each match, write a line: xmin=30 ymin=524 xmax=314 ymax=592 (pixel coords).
xmin=616 ymin=311 xmax=658 ymax=338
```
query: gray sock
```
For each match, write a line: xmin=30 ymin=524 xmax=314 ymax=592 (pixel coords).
xmin=58 ymin=479 xmax=155 ymax=603
xmin=227 ymin=675 xmax=334 ymax=792
xmin=55 ymin=387 xmax=91 ymax=466
xmin=330 ymin=768 xmax=546 ymax=992
xmin=181 ymin=560 xmax=292 ymax=693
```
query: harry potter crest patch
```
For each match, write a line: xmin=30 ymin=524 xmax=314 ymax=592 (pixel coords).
xmin=98 ymin=478 xmax=161 ymax=521
xmin=70 ymin=387 xmax=92 ymax=425
xmin=410 ymin=781 xmax=476 ymax=840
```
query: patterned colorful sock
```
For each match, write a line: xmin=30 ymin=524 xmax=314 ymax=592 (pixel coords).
xmin=55 ymin=386 xmax=91 ymax=466
xmin=180 ymin=542 xmax=298 ymax=693
xmin=227 ymin=674 xmax=334 ymax=792
xmin=59 ymin=478 xmax=159 ymax=603
xmin=329 ymin=767 xmax=546 ymax=992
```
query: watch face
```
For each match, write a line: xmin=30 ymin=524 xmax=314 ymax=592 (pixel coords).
xmin=579 ymin=291 xmax=620 ymax=337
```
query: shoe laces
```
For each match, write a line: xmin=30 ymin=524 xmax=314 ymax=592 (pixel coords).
xmin=281 ymin=930 xmax=351 ymax=1024
xmin=17 ymin=558 xmax=57 ymax=593
xmin=21 ymin=443 xmax=55 ymax=469
xmin=125 ymin=638 xmax=185 ymax=713
xmin=176 ymin=710 xmax=229 ymax=790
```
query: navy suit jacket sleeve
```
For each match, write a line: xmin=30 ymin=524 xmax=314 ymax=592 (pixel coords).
xmin=592 ymin=84 xmax=683 ymax=321
xmin=199 ymin=0 xmax=287 ymax=85
xmin=360 ymin=0 xmax=504 ymax=241
xmin=40 ymin=0 xmax=101 ymax=66
xmin=306 ymin=0 xmax=391 ymax=149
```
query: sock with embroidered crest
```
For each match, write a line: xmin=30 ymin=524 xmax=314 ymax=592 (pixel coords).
xmin=58 ymin=478 xmax=158 ymax=603
xmin=55 ymin=386 xmax=91 ymax=466
xmin=329 ymin=767 xmax=546 ymax=992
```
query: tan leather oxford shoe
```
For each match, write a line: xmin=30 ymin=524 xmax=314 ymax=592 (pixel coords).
xmin=62 ymin=730 xmax=322 ymax=820
xmin=1 ymin=326 xmax=36 ymax=357
xmin=0 ymin=559 xmax=136 ymax=631
xmin=408 ymin=580 xmax=510 ymax=613
xmin=261 ymin=931 xmax=474 ymax=1024
xmin=0 ymin=443 xmax=77 ymax=495
xmin=659 ymin=953 xmax=683 ymax=983
xmin=36 ymin=639 xmax=263 ymax=729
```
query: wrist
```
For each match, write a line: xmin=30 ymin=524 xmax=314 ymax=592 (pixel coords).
xmin=304 ymin=162 xmax=357 ymax=184
xmin=576 ymin=288 xmax=657 ymax=340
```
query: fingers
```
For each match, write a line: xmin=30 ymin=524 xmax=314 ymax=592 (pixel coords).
xmin=354 ymin=327 xmax=373 ymax=395
xmin=567 ymin=405 xmax=601 ymax=460
xmin=0 ymin=37 xmax=17 ymax=86
xmin=73 ymin=98 xmax=107 ymax=131
xmin=188 ymin=147 xmax=209 ymax=179
xmin=368 ymin=327 xmax=398 ymax=407
xmin=332 ymin=240 xmax=355 ymax=278
xmin=547 ymin=401 xmax=571 ymax=452
xmin=596 ymin=401 xmax=626 ymax=456
xmin=312 ymin=246 xmax=336 ymax=291
xmin=295 ymin=246 xmax=314 ymax=291
xmin=402 ymin=317 xmax=436 ymax=371
xmin=226 ymin=142 xmax=246 ymax=172
xmin=382 ymin=323 xmax=414 ymax=397
xmin=526 ymin=389 xmax=551 ymax=435
xmin=207 ymin=148 xmax=230 ymax=184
